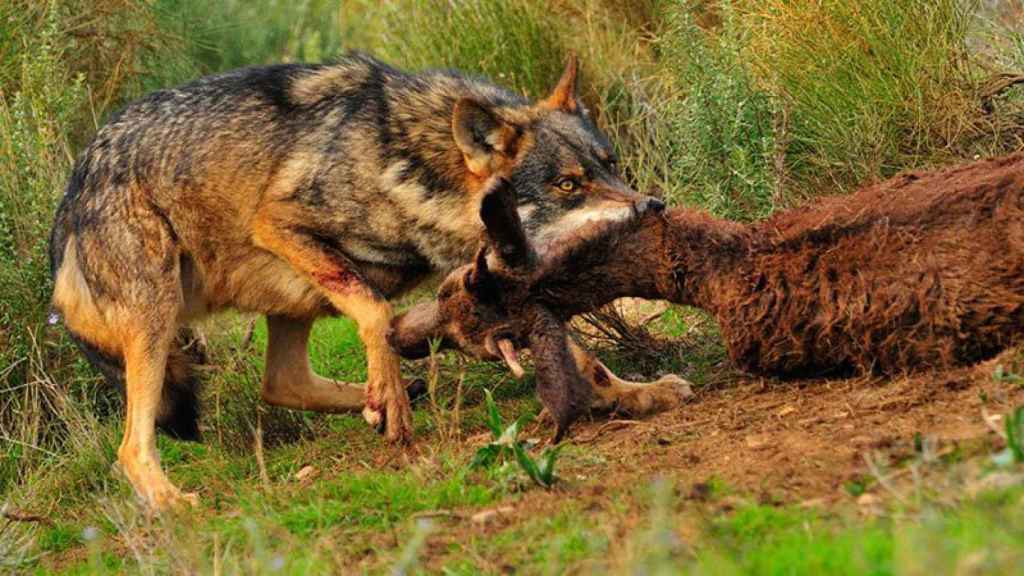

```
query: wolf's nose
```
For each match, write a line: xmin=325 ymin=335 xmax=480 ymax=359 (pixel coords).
xmin=641 ymin=197 xmax=666 ymax=214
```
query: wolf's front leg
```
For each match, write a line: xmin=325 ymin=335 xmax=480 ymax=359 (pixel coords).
xmin=568 ymin=339 xmax=693 ymax=416
xmin=330 ymin=290 xmax=413 ymax=442
xmin=253 ymin=213 xmax=413 ymax=442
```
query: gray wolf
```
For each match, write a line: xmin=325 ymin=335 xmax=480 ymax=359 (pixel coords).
xmin=48 ymin=52 xmax=663 ymax=509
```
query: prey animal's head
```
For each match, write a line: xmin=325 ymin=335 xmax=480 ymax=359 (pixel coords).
xmin=390 ymin=176 xmax=654 ymax=441
xmin=452 ymin=54 xmax=663 ymax=256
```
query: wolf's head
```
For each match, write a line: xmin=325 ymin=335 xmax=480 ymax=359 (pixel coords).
xmin=452 ymin=55 xmax=663 ymax=255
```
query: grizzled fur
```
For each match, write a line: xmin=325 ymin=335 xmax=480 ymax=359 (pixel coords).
xmin=395 ymin=152 xmax=1024 ymax=382
xmin=49 ymin=52 xmax=659 ymax=509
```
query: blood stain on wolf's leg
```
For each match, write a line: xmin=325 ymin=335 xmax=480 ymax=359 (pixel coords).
xmin=313 ymin=267 xmax=363 ymax=293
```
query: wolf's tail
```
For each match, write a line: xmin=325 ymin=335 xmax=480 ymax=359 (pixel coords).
xmin=68 ymin=329 xmax=204 ymax=441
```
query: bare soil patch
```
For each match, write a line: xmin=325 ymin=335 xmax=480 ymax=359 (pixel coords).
xmin=567 ymin=352 xmax=1024 ymax=502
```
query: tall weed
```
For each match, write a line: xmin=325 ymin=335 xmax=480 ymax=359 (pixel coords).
xmin=741 ymin=0 xmax=998 ymax=192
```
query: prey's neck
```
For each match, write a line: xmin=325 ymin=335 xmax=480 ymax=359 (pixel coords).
xmin=530 ymin=209 xmax=751 ymax=317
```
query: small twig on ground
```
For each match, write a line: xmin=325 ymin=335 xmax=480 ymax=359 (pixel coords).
xmin=980 ymin=73 xmax=1024 ymax=113
xmin=575 ymin=419 xmax=643 ymax=443
xmin=411 ymin=510 xmax=463 ymax=521
xmin=862 ymin=452 xmax=907 ymax=504
xmin=239 ymin=318 xmax=257 ymax=353
xmin=1 ymin=509 xmax=54 ymax=527
xmin=982 ymin=407 xmax=1007 ymax=440
xmin=253 ymin=415 xmax=271 ymax=492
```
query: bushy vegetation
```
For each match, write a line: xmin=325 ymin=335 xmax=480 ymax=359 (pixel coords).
xmin=2 ymin=0 xmax=1024 ymax=572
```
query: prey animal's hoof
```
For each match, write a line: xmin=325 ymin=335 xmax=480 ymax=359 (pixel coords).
xmin=656 ymin=374 xmax=695 ymax=402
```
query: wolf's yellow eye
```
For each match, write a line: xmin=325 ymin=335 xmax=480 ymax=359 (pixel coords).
xmin=556 ymin=178 xmax=578 ymax=193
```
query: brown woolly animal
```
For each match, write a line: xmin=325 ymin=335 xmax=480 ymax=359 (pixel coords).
xmin=393 ymin=153 xmax=1024 ymax=427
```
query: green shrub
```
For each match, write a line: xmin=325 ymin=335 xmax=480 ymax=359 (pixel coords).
xmin=659 ymin=3 xmax=781 ymax=220
xmin=0 ymin=0 xmax=179 ymax=493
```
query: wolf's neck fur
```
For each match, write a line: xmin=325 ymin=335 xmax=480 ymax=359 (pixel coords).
xmin=375 ymin=67 xmax=530 ymax=271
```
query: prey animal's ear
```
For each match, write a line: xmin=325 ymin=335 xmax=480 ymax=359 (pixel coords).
xmin=464 ymin=245 xmax=502 ymax=303
xmin=540 ymin=53 xmax=579 ymax=113
xmin=527 ymin=305 xmax=592 ymax=442
xmin=479 ymin=178 xmax=532 ymax=269
xmin=453 ymin=98 xmax=522 ymax=177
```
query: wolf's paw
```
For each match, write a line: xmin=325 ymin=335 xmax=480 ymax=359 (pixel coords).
xmin=143 ymin=483 xmax=199 ymax=512
xmin=115 ymin=458 xmax=200 ymax=512
xmin=363 ymin=386 xmax=415 ymax=443
xmin=615 ymin=374 xmax=694 ymax=417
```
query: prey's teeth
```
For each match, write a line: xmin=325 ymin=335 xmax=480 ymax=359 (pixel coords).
xmin=497 ymin=338 xmax=525 ymax=379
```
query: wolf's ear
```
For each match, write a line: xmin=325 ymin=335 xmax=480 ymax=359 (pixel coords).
xmin=540 ymin=53 xmax=579 ymax=113
xmin=479 ymin=178 xmax=531 ymax=269
xmin=453 ymin=98 xmax=521 ymax=177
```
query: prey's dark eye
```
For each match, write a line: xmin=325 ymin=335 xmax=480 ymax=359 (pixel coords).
xmin=607 ymin=156 xmax=619 ymax=171
xmin=555 ymin=177 xmax=579 ymax=193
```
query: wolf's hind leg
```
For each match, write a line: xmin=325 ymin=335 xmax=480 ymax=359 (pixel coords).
xmin=118 ymin=321 xmax=199 ymax=510
xmin=260 ymin=315 xmax=367 ymax=411
xmin=568 ymin=339 xmax=693 ymax=417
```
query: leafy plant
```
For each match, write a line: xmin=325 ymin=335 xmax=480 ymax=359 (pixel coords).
xmin=660 ymin=4 xmax=781 ymax=221
xmin=471 ymin=389 xmax=562 ymax=489
xmin=993 ymin=405 xmax=1024 ymax=466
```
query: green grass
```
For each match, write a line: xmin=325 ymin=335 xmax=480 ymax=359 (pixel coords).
xmin=4 ymin=0 xmax=1024 ymax=573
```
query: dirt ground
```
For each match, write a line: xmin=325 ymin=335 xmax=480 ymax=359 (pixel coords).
xmin=360 ymin=349 xmax=1024 ymax=573
xmin=561 ymin=353 xmax=1024 ymax=503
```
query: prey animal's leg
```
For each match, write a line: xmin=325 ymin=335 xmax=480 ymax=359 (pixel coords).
xmin=253 ymin=210 xmax=412 ymax=442
xmin=118 ymin=324 xmax=199 ymax=510
xmin=568 ymin=339 xmax=693 ymax=416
